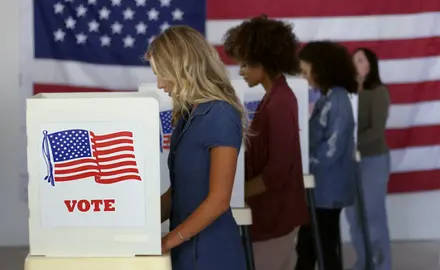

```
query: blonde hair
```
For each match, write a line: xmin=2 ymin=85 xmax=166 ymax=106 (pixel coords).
xmin=146 ymin=25 xmax=248 ymax=138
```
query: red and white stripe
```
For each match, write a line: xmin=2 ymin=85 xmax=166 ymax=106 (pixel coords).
xmin=91 ymin=131 xmax=142 ymax=184
xmin=162 ymin=134 xmax=171 ymax=150
xmin=54 ymin=157 xmax=99 ymax=182
xmin=24 ymin=1 xmax=440 ymax=193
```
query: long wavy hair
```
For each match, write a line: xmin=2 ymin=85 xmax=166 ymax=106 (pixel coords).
xmin=353 ymin=47 xmax=383 ymax=90
xmin=146 ymin=25 xmax=248 ymax=138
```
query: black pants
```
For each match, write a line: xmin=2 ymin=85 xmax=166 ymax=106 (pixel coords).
xmin=295 ymin=208 xmax=343 ymax=270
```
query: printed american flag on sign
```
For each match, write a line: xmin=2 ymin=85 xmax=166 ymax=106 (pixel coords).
xmin=159 ymin=110 xmax=173 ymax=151
xmin=245 ymin=101 xmax=260 ymax=121
xmin=42 ymin=129 xmax=142 ymax=186
xmin=24 ymin=1 xmax=440 ymax=193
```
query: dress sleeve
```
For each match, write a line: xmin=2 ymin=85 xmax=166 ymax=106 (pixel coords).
xmin=203 ymin=102 xmax=243 ymax=151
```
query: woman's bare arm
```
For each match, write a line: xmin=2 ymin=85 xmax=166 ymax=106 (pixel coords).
xmin=163 ymin=146 xmax=237 ymax=249
xmin=161 ymin=187 xmax=172 ymax=223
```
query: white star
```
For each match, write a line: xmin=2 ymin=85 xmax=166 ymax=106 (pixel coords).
xmin=123 ymin=8 xmax=135 ymax=20
xmin=148 ymin=35 xmax=155 ymax=44
xmin=65 ymin=17 xmax=76 ymax=29
xmin=54 ymin=29 xmax=65 ymax=41
xmin=54 ymin=3 xmax=64 ymax=14
xmin=111 ymin=21 xmax=123 ymax=34
xmin=135 ymin=0 xmax=147 ymax=6
xmin=123 ymin=35 xmax=135 ymax=48
xmin=76 ymin=4 xmax=87 ymax=17
xmin=88 ymin=0 xmax=96 ymax=4
xmin=159 ymin=0 xmax=171 ymax=7
xmin=136 ymin=22 xmax=147 ymax=34
xmin=172 ymin=9 xmax=184 ymax=21
xmin=99 ymin=7 xmax=111 ymax=20
xmin=111 ymin=0 xmax=122 ymax=6
xmin=65 ymin=0 xmax=73 ymax=2
xmin=76 ymin=33 xmax=87 ymax=44
xmin=88 ymin=20 xmax=99 ymax=32
xmin=147 ymin=8 xmax=159 ymax=20
xmin=160 ymin=22 xmax=170 ymax=32
xmin=100 ymin=35 xmax=111 ymax=46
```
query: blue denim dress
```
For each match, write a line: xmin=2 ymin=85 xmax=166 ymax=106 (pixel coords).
xmin=168 ymin=100 xmax=247 ymax=270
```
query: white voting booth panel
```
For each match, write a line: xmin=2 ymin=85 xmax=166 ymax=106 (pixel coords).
xmin=26 ymin=92 xmax=162 ymax=257
xmin=138 ymin=84 xmax=246 ymax=208
xmin=350 ymin=94 xmax=359 ymax=143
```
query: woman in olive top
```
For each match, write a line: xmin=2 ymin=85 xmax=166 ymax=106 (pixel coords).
xmin=346 ymin=47 xmax=392 ymax=270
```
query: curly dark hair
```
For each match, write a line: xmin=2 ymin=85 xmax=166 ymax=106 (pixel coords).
xmin=223 ymin=15 xmax=301 ymax=78
xmin=299 ymin=41 xmax=358 ymax=94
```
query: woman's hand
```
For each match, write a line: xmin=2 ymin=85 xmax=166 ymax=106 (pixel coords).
xmin=161 ymin=235 xmax=171 ymax=254
xmin=161 ymin=232 xmax=184 ymax=254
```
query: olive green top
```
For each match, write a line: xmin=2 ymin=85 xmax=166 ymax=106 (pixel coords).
xmin=357 ymin=84 xmax=390 ymax=157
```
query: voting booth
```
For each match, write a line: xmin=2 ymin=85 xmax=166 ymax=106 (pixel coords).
xmin=139 ymin=76 xmax=310 ymax=205
xmin=25 ymin=92 xmax=170 ymax=270
xmin=23 ymin=78 xmax=313 ymax=270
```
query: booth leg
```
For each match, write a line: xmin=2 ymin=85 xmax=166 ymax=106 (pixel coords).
xmin=240 ymin=225 xmax=256 ymax=270
xmin=306 ymin=189 xmax=325 ymax=270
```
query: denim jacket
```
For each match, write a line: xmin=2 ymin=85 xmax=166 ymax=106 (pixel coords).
xmin=309 ymin=87 xmax=357 ymax=209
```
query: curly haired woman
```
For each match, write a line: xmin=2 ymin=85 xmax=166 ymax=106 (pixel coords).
xmin=296 ymin=41 xmax=358 ymax=270
xmin=223 ymin=15 xmax=309 ymax=270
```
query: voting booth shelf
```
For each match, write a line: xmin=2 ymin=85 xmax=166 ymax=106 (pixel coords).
xmin=24 ymin=254 xmax=172 ymax=270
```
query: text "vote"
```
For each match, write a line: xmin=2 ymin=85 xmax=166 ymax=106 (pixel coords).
xmin=64 ymin=199 xmax=116 ymax=212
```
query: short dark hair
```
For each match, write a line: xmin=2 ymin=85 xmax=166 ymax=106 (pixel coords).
xmin=223 ymin=15 xmax=301 ymax=77
xmin=299 ymin=41 xmax=358 ymax=94
xmin=354 ymin=47 xmax=383 ymax=90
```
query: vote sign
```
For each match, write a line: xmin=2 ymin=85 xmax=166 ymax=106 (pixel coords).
xmin=27 ymin=93 xmax=161 ymax=256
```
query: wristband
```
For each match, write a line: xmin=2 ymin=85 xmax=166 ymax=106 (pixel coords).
xmin=177 ymin=231 xmax=188 ymax=241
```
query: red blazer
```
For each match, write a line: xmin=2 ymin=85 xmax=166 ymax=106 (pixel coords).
xmin=245 ymin=76 xmax=309 ymax=242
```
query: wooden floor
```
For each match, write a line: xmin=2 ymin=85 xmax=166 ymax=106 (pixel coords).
xmin=1 ymin=241 xmax=439 ymax=270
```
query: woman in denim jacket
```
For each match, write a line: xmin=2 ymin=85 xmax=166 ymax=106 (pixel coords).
xmin=295 ymin=41 xmax=358 ymax=270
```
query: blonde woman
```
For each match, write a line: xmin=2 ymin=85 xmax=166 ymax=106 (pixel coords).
xmin=145 ymin=25 xmax=247 ymax=270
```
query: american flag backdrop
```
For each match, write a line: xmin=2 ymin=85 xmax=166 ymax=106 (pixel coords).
xmin=25 ymin=0 xmax=440 ymax=193
xmin=42 ymin=129 xmax=142 ymax=186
